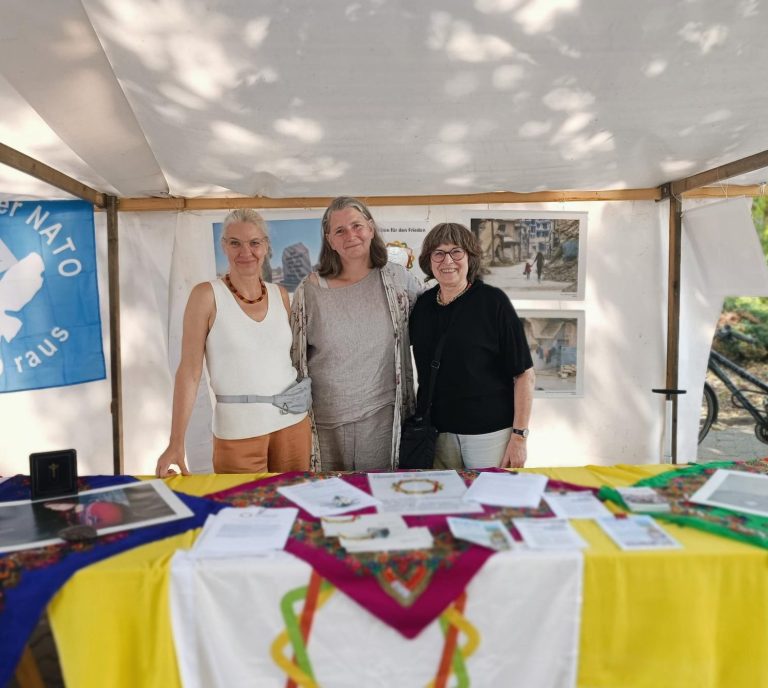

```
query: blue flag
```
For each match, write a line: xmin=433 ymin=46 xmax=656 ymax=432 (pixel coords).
xmin=0 ymin=200 xmax=105 ymax=392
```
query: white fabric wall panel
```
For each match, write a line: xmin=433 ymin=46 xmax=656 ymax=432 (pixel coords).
xmin=677 ymin=198 xmax=768 ymax=462
xmin=167 ymin=212 xmax=217 ymax=473
xmin=0 ymin=213 xmax=112 ymax=475
xmin=488 ymin=200 xmax=667 ymax=465
xmin=117 ymin=212 xmax=177 ymax=475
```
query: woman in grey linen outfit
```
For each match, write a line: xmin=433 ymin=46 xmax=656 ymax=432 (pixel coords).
xmin=290 ymin=197 xmax=422 ymax=471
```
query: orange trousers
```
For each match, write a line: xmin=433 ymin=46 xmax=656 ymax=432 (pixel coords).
xmin=212 ymin=416 xmax=311 ymax=473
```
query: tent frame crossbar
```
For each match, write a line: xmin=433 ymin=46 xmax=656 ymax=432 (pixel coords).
xmin=1 ymin=140 xmax=768 ymax=471
xmin=115 ymin=185 xmax=765 ymax=211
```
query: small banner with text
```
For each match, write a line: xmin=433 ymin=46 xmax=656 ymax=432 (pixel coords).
xmin=0 ymin=199 xmax=105 ymax=393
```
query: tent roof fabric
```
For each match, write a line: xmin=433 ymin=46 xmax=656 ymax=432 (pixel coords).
xmin=1 ymin=1 xmax=767 ymax=200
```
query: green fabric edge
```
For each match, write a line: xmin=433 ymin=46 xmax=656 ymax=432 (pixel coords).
xmin=598 ymin=460 xmax=768 ymax=550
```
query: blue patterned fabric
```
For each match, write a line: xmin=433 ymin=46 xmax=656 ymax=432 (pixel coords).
xmin=0 ymin=475 xmax=221 ymax=687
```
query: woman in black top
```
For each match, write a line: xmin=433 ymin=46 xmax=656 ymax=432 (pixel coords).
xmin=409 ymin=223 xmax=535 ymax=469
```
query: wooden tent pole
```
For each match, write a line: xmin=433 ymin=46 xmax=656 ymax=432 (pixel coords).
xmin=106 ymin=195 xmax=124 ymax=474
xmin=666 ymin=194 xmax=683 ymax=463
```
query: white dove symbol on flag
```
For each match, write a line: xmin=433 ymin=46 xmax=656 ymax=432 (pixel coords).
xmin=0 ymin=239 xmax=45 ymax=376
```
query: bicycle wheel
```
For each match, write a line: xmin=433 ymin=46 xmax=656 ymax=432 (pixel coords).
xmin=699 ymin=382 xmax=718 ymax=443
xmin=755 ymin=423 xmax=768 ymax=445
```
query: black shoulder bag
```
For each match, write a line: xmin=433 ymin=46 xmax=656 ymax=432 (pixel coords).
xmin=398 ymin=296 xmax=467 ymax=470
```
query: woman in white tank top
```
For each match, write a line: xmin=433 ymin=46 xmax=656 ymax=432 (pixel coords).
xmin=155 ymin=210 xmax=311 ymax=476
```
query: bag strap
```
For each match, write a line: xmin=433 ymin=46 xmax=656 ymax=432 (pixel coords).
xmin=422 ymin=290 xmax=471 ymax=420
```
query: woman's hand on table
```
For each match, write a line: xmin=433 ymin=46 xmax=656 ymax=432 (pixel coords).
xmin=155 ymin=445 xmax=190 ymax=477
xmin=500 ymin=435 xmax=527 ymax=469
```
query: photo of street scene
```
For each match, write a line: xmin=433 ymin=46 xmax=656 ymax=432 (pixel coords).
xmin=213 ymin=217 xmax=322 ymax=292
xmin=468 ymin=213 xmax=586 ymax=299
xmin=519 ymin=311 xmax=584 ymax=396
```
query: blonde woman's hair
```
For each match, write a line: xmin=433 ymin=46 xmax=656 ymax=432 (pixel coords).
xmin=222 ymin=208 xmax=269 ymax=239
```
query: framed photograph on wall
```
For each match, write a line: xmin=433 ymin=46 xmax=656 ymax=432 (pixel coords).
xmin=463 ymin=211 xmax=587 ymax=300
xmin=519 ymin=310 xmax=585 ymax=397
xmin=213 ymin=215 xmax=322 ymax=292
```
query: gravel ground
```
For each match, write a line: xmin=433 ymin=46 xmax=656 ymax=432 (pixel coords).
xmin=698 ymin=360 xmax=768 ymax=462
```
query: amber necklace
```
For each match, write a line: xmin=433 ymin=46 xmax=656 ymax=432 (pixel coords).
xmin=225 ymin=273 xmax=266 ymax=304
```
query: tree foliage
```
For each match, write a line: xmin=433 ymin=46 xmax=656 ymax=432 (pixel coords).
xmin=714 ymin=199 xmax=768 ymax=359
xmin=752 ymin=196 xmax=768 ymax=261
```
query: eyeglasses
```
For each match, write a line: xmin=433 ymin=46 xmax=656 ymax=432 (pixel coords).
xmin=223 ymin=238 xmax=267 ymax=251
xmin=431 ymin=248 xmax=466 ymax=263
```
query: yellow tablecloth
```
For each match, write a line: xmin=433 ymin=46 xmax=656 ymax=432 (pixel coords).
xmin=48 ymin=466 xmax=768 ymax=688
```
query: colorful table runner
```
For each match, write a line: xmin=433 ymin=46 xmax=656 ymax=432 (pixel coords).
xmin=0 ymin=475 xmax=221 ymax=686
xmin=599 ymin=458 xmax=768 ymax=549
xmin=209 ymin=468 xmax=593 ymax=638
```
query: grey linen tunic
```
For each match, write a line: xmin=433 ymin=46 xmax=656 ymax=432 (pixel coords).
xmin=305 ymin=269 xmax=396 ymax=426
xmin=290 ymin=263 xmax=422 ymax=470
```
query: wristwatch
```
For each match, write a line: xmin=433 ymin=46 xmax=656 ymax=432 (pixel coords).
xmin=511 ymin=428 xmax=529 ymax=438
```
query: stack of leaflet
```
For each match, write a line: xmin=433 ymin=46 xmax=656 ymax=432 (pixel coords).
xmin=446 ymin=517 xmax=516 ymax=551
xmin=277 ymin=477 xmax=380 ymax=517
xmin=458 ymin=472 xmax=681 ymax=552
xmin=595 ymin=515 xmax=681 ymax=550
xmin=615 ymin=487 xmax=671 ymax=513
xmin=277 ymin=476 xmax=433 ymax=551
xmin=191 ymin=506 xmax=298 ymax=558
xmin=320 ymin=513 xmax=433 ymax=552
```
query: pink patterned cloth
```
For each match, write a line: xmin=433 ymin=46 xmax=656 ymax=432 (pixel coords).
xmin=208 ymin=469 xmax=594 ymax=637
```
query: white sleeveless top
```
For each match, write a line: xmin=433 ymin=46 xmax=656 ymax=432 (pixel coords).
xmin=206 ymin=280 xmax=305 ymax=439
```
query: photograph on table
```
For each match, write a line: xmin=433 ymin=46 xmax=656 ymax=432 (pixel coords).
xmin=0 ymin=480 xmax=193 ymax=553
xmin=213 ymin=215 xmax=322 ymax=292
xmin=519 ymin=309 xmax=584 ymax=397
xmin=690 ymin=468 xmax=768 ymax=518
xmin=463 ymin=211 xmax=587 ymax=300
xmin=377 ymin=220 xmax=431 ymax=283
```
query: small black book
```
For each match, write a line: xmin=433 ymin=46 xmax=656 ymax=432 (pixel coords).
xmin=29 ymin=449 xmax=78 ymax=501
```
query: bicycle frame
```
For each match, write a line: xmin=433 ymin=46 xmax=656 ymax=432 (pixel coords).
xmin=708 ymin=349 xmax=768 ymax=427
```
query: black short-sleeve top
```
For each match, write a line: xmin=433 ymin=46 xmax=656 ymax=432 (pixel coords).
xmin=408 ymin=280 xmax=533 ymax=435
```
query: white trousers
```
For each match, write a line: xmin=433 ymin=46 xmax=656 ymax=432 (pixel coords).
xmin=433 ymin=426 xmax=513 ymax=470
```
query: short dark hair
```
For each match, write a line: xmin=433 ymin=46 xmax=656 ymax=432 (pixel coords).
xmin=317 ymin=196 xmax=388 ymax=278
xmin=418 ymin=222 xmax=482 ymax=282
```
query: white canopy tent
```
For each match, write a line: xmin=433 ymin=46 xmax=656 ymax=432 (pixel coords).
xmin=1 ymin=0 xmax=768 ymax=475
xmin=2 ymin=0 xmax=768 ymax=197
